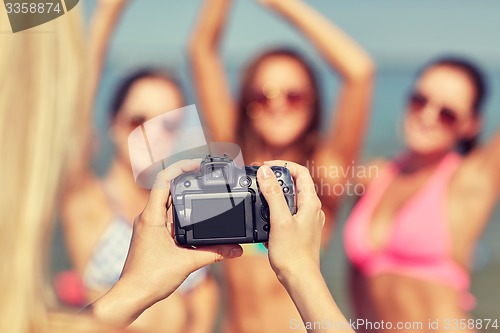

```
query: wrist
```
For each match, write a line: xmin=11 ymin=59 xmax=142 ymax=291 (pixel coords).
xmin=275 ymin=261 xmax=321 ymax=289
xmin=91 ymin=277 xmax=155 ymax=327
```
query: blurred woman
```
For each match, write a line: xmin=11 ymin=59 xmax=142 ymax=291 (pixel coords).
xmin=344 ymin=57 xmax=500 ymax=333
xmin=61 ymin=1 xmax=218 ymax=333
xmin=189 ymin=0 xmax=374 ymax=332
xmin=0 ymin=4 xmax=111 ymax=333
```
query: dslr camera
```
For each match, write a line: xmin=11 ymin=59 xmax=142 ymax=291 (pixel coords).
xmin=171 ymin=155 xmax=297 ymax=246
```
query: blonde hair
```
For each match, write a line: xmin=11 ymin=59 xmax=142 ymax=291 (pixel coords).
xmin=0 ymin=7 xmax=112 ymax=333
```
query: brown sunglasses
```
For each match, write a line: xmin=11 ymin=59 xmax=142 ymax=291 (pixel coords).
xmin=407 ymin=92 xmax=459 ymax=127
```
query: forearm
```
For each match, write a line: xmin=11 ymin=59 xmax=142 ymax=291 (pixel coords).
xmin=69 ymin=1 xmax=126 ymax=184
xmin=267 ymin=0 xmax=373 ymax=81
xmin=188 ymin=0 xmax=236 ymax=142
xmin=89 ymin=1 xmax=128 ymax=92
xmin=280 ymin=266 xmax=354 ymax=333
xmin=188 ymin=0 xmax=232 ymax=52
xmin=475 ymin=129 xmax=500 ymax=191
xmin=489 ymin=130 xmax=500 ymax=191
xmin=89 ymin=277 xmax=156 ymax=327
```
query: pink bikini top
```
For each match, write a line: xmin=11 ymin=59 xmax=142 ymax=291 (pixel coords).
xmin=344 ymin=153 xmax=473 ymax=299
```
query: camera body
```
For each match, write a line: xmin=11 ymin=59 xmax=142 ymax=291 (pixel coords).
xmin=171 ymin=155 xmax=297 ymax=246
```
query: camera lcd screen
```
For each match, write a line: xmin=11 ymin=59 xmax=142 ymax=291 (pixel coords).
xmin=191 ymin=198 xmax=246 ymax=239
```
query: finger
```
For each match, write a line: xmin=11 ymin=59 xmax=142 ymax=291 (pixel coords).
xmin=257 ymin=165 xmax=291 ymax=223
xmin=187 ymin=245 xmax=243 ymax=270
xmin=143 ymin=159 xmax=201 ymax=224
xmin=264 ymin=160 xmax=320 ymax=217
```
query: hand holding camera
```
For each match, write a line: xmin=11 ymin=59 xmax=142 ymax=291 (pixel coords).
xmin=91 ymin=160 xmax=243 ymax=327
xmin=169 ymin=156 xmax=324 ymax=283
xmin=257 ymin=161 xmax=325 ymax=283
xmin=92 ymin=158 xmax=324 ymax=327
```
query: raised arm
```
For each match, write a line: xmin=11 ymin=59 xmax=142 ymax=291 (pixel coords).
xmin=66 ymin=0 xmax=129 ymax=186
xmin=448 ymin=128 xmax=500 ymax=245
xmin=261 ymin=0 xmax=374 ymax=184
xmin=188 ymin=0 xmax=237 ymax=142
xmin=463 ymin=129 xmax=500 ymax=196
xmin=89 ymin=0 xmax=129 ymax=98
xmin=477 ymin=129 xmax=500 ymax=191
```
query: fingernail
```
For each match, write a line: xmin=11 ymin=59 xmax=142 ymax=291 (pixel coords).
xmin=259 ymin=165 xmax=273 ymax=179
xmin=230 ymin=247 xmax=243 ymax=258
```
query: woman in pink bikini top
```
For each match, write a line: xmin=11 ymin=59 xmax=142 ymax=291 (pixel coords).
xmin=344 ymin=57 xmax=499 ymax=333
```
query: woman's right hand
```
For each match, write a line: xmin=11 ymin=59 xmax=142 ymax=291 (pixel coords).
xmin=257 ymin=161 xmax=325 ymax=282
xmin=257 ymin=161 xmax=355 ymax=333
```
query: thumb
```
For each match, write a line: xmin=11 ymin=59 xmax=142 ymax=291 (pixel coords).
xmin=257 ymin=165 xmax=291 ymax=223
xmin=187 ymin=245 xmax=243 ymax=270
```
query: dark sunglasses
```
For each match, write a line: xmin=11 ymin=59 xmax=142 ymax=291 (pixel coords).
xmin=407 ymin=92 xmax=459 ymax=127
xmin=125 ymin=114 xmax=180 ymax=133
xmin=250 ymin=89 xmax=312 ymax=107
xmin=127 ymin=115 xmax=146 ymax=129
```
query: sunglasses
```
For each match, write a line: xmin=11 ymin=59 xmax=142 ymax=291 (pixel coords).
xmin=126 ymin=115 xmax=147 ymax=129
xmin=407 ymin=92 xmax=459 ymax=127
xmin=124 ymin=115 xmax=180 ymax=133
xmin=250 ymin=89 xmax=312 ymax=107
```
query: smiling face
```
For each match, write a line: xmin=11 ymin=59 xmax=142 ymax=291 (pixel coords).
xmin=245 ymin=55 xmax=317 ymax=148
xmin=111 ymin=77 xmax=184 ymax=164
xmin=403 ymin=65 xmax=480 ymax=155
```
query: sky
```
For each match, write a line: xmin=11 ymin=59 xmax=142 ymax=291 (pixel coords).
xmin=82 ymin=0 xmax=500 ymax=72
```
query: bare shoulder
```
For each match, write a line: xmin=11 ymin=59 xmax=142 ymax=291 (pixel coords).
xmin=62 ymin=176 xmax=110 ymax=226
xmin=358 ymin=158 xmax=388 ymax=187
xmin=61 ymin=176 xmax=113 ymax=271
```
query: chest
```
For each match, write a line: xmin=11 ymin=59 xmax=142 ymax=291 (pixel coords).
xmin=368 ymin=171 xmax=448 ymax=252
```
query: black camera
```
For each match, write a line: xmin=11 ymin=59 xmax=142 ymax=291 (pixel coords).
xmin=170 ymin=155 xmax=297 ymax=246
